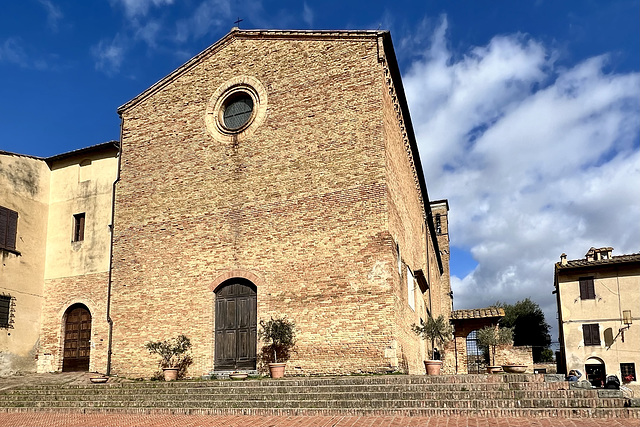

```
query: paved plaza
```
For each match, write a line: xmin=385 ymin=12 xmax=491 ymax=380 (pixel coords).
xmin=1 ymin=413 xmax=639 ymax=427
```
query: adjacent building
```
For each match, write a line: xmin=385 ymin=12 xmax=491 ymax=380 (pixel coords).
xmin=0 ymin=143 xmax=119 ymax=375
xmin=554 ymin=247 xmax=639 ymax=389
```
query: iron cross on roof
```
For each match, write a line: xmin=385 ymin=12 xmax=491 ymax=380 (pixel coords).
xmin=234 ymin=17 xmax=243 ymax=28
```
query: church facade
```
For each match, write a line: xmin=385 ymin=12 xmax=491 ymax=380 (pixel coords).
xmin=1 ymin=29 xmax=452 ymax=378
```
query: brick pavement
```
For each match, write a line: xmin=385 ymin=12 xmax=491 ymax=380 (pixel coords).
xmin=0 ymin=414 xmax=638 ymax=427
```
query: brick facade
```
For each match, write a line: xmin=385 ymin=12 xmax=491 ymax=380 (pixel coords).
xmin=110 ymin=30 xmax=448 ymax=378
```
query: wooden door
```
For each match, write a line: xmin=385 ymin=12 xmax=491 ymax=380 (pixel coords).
xmin=62 ymin=305 xmax=91 ymax=372
xmin=214 ymin=281 xmax=257 ymax=370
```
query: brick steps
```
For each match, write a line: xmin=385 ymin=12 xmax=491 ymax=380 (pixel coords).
xmin=0 ymin=374 xmax=638 ymax=418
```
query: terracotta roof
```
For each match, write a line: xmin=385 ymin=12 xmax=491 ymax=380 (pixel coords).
xmin=451 ymin=307 xmax=505 ymax=320
xmin=557 ymin=253 xmax=640 ymax=270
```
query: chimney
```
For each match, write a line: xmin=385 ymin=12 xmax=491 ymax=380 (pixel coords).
xmin=560 ymin=253 xmax=567 ymax=266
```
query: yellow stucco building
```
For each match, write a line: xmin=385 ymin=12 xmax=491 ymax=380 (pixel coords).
xmin=555 ymin=247 xmax=639 ymax=392
xmin=0 ymin=143 xmax=119 ymax=375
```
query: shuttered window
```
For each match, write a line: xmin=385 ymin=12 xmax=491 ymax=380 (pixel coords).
xmin=579 ymin=277 xmax=595 ymax=300
xmin=0 ymin=206 xmax=18 ymax=251
xmin=583 ymin=324 xmax=601 ymax=346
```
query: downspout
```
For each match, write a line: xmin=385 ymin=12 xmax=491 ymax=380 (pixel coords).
xmin=106 ymin=118 xmax=124 ymax=376
xmin=425 ymin=213 xmax=432 ymax=317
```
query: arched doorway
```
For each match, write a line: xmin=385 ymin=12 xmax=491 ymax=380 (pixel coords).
xmin=214 ymin=279 xmax=257 ymax=370
xmin=585 ymin=357 xmax=606 ymax=387
xmin=62 ymin=304 xmax=92 ymax=372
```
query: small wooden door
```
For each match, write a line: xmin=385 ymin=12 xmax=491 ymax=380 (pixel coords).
xmin=214 ymin=281 xmax=257 ymax=370
xmin=62 ymin=305 xmax=91 ymax=372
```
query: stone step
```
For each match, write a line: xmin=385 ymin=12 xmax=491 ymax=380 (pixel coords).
xmin=0 ymin=396 xmax=629 ymax=409
xmin=0 ymin=387 xmax=609 ymax=404
xmin=0 ymin=405 xmax=638 ymax=419
xmin=5 ymin=379 xmax=569 ymax=394
xmin=0 ymin=382 xmax=578 ymax=398
xmin=1 ymin=374 xmax=636 ymax=418
xmin=0 ymin=389 xmax=603 ymax=403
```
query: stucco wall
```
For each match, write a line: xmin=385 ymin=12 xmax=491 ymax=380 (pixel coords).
xmin=0 ymin=154 xmax=50 ymax=375
xmin=37 ymin=150 xmax=118 ymax=373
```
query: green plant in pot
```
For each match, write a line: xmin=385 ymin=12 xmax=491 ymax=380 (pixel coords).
xmin=145 ymin=334 xmax=193 ymax=381
xmin=412 ymin=315 xmax=453 ymax=375
xmin=476 ymin=325 xmax=513 ymax=373
xmin=258 ymin=316 xmax=296 ymax=378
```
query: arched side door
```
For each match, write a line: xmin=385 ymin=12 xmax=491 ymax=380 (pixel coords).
xmin=214 ymin=280 xmax=257 ymax=370
xmin=62 ymin=304 xmax=92 ymax=372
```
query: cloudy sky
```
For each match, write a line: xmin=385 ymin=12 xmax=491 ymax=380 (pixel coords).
xmin=1 ymin=1 xmax=638 ymax=346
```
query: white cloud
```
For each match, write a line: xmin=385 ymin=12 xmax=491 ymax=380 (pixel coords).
xmin=91 ymin=36 xmax=126 ymax=75
xmin=0 ymin=38 xmax=29 ymax=67
xmin=303 ymin=2 xmax=314 ymax=27
xmin=112 ymin=0 xmax=174 ymax=18
xmin=0 ymin=38 xmax=49 ymax=70
xmin=175 ymin=0 xmax=231 ymax=43
xmin=404 ymin=17 xmax=640 ymax=343
xmin=38 ymin=0 xmax=63 ymax=32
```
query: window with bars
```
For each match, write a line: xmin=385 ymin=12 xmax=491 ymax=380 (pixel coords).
xmin=620 ymin=363 xmax=636 ymax=382
xmin=579 ymin=277 xmax=595 ymax=300
xmin=73 ymin=213 xmax=85 ymax=242
xmin=0 ymin=295 xmax=13 ymax=329
xmin=0 ymin=206 xmax=18 ymax=252
xmin=583 ymin=323 xmax=601 ymax=346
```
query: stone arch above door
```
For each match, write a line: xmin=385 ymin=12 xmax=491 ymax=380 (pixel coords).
xmin=210 ymin=269 xmax=265 ymax=292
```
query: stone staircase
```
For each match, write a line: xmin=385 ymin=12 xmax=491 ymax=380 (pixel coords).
xmin=0 ymin=374 xmax=638 ymax=418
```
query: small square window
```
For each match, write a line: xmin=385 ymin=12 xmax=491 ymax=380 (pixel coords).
xmin=582 ymin=323 xmax=600 ymax=346
xmin=579 ymin=277 xmax=595 ymax=300
xmin=73 ymin=213 xmax=85 ymax=242
xmin=621 ymin=363 xmax=636 ymax=382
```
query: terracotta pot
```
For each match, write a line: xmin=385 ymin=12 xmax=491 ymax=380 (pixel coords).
xmin=424 ymin=360 xmax=443 ymax=375
xmin=268 ymin=362 xmax=287 ymax=379
xmin=487 ymin=366 xmax=503 ymax=374
xmin=163 ymin=368 xmax=179 ymax=381
xmin=502 ymin=365 xmax=527 ymax=373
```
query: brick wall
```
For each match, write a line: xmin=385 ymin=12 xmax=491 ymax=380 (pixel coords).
xmin=110 ymin=32 xmax=444 ymax=378
xmin=38 ymin=272 xmax=109 ymax=373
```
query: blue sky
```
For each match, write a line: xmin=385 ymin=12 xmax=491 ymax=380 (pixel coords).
xmin=2 ymin=1 xmax=639 ymax=345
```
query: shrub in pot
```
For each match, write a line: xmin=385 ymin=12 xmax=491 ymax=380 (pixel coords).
xmin=412 ymin=315 xmax=453 ymax=375
xmin=258 ymin=316 xmax=296 ymax=378
xmin=145 ymin=334 xmax=193 ymax=381
xmin=476 ymin=326 xmax=513 ymax=373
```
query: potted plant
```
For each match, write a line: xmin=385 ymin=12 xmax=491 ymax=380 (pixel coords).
xmin=412 ymin=315 xmax=454 ymax=375
xmin=476 ymin=326 xmax=513 ymax=374
xmin=145 ymin=334 xmax=193 ymax=381
xmin=258 ymin=316 xmax=297 ymax=378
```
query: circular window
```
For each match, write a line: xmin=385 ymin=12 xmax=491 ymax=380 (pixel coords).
xmin=205 ymin=76 xmax=268 ymax=144
xmin=222 ymin=92 xmax=254 ymax=131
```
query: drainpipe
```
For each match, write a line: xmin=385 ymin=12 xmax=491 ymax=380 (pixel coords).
xmin=106 ymin=118 xmax=123 ymax=376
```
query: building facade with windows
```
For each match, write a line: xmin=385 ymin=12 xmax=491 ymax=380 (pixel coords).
xmin=554 ymin=247 xmax=639 ymax=390
xmin=0 ymin=143 xmax=119 ymax=375
xmin=1 ymin=29 xmax=452 ymax=377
